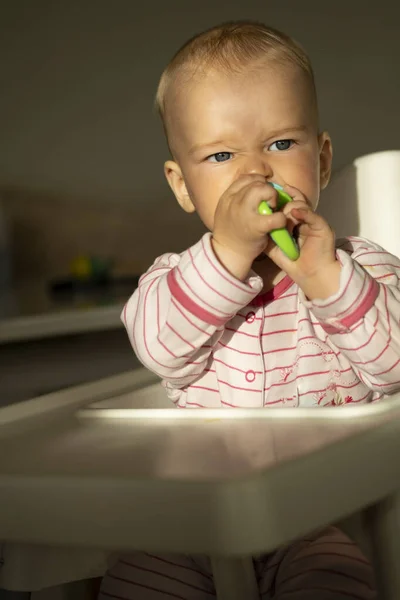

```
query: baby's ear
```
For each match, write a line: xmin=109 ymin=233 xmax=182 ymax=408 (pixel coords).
xmin=318 ymin=132 xmax=333 ymax=190
xmin=164 ymin=161 xmax=195 ymax=213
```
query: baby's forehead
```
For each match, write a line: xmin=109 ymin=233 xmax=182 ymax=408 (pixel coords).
xmin=164 ymin=61 xmax=312 ymax=144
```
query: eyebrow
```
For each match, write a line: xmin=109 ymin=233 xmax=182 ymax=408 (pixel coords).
xmin=188 ymin=140 xmax=226 ymax=156
xmin=188 ymin=126 xmax=309 ymax=156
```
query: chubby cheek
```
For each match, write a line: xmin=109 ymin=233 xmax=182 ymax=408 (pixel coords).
xmin=185 ymin=168 xmax=229 ymax=230
xmin=185 ymin=180 xmax=220 ymax=231
xmin=301 ymin=173 xmax=320 ymax=210
xmin=291 ymin=153 xmax=321 ymax=210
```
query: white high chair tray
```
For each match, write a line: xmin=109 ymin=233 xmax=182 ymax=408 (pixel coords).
xmin=0 ymin=367 xmax=398 ymax=558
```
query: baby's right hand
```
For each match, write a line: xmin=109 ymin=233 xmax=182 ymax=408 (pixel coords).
xmin=211 ymin=175 xmax=287 ymax=280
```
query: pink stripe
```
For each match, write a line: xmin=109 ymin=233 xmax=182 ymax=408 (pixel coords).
xmin=218 ymin=335 xmax=333 ymax=357
xmin=166 ymin=321 xmax=196 ymax=350
xmin=201 ymin=236 xmax=254 ymax=295
xmin=218 ymin=379 xmax=261 ymax=392
xmin=139 ymin=264 xmax=172 ymax=286
xmin=264 ymin=398 xmax=286 ymax=406
xmin=262 ymin=328 xmax=297 ymax=337
xmin=213 ymin=354 xmax=349 ymax=378
xmin=265 ymin=310 xmax=298 ymax=319
xmin=264 ymin=353 xmax=338 ymax=373
xmin=262 ymin=335 xmax=329 ymax=356
xmin=364 ymin=261 xmax=400 ymax=270
xmin=375 ymin=272 xmax=396 ymax=280
xmin=221 ymin=400 xmax=252 ymax=408
xmin=331 ymin=278 xmax=379 ymax=332
xmin=167 ymin=269 xmax=227 ymax=326
xmin=214 ymin=357 xmax=262 ymax=375
xmin=188 ymin=247 xmax=244 ymax=306
xmin=372 ymin=377 xmax=400 ymax=388
xmin=252 ymin=275 xmax=294 ymax=305
xmin=156 ymin=336 xmax=179 ymax=359
xmin=315 ymin=264 xmax=356 ymax=309
xmin=297 ymin=317 xmax=325 ymax=328
xmin=262 ymin=368 xmax=333 ymax=391
xmin=347 ymin=390 xmax=372 ymax=403
xmin=171 ymin=297 xmax=209 ymax=334
xmin=374 ymin=357 xmax=400 ymax=377
xmin=355 ymin=250 xmax=396 ymax=261
xmin=177 ymin=265 xmax=235 ymax=318
xmin=156 ymin=283 xmax=161 ymax=334
xmin=350 ymin=338 xmax=390 ymax=366
xmin=334 ymin=326 xmax=377 ymax=353
xmin=185 ymin=401 xmax=211 ymax=407
xmin=137 ymin=279 xmax=185 ymax=370
xmin=335 ymin=274 xmax=369 ymax=320
xmin=322 ymin=318 xmax=364 ymax=336
xmin=224 ymin=326 xmax=259 ymax=339
xmin=218 ymin=340 xmax=259 ymax=356
xmin=221 ymin=399 xmax=253 ymax=408
xmin=190 ymin=385 xmax=219 ymax=393
xmin=264 ymin=377 xmax=296 ymax=392
xmin=304 ymin=380 xmax=361 ymax=395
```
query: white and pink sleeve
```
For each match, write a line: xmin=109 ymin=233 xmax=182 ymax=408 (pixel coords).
xmin=300 ymin=237 xmax=400 ymax=394
xmin=121 ymin=233 xmax=262 ymax=387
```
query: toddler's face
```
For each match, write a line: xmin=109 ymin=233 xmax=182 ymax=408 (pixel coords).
xmin=164 ymin=63 xmax=332 ymax=232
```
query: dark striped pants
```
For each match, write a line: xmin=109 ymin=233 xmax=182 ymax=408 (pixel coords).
xmin=98 ymin=526 xmax=376 ymax=599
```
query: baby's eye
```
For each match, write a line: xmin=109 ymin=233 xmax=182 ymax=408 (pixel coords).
xmin=207 ymin=152 xmax=233 ymax=163
xmin=268 ymin=139 xmax=294 ymax=151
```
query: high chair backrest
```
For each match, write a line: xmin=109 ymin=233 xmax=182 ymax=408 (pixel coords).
xmin=319 ymin=150 xmax=400 ymax=258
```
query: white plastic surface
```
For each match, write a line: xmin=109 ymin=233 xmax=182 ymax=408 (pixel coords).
xmin=320 ymin=149 xmax=400 ymax=258
xmin=0 ymin=369 xmax=399 ymax=594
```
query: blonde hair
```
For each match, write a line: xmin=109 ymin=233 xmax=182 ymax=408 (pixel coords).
xmin=156 ymin=21 xmax=317 ymax=128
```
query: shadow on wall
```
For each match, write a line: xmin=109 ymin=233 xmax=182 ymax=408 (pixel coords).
xmin=320 ymin=150 xmax=400 ymax=259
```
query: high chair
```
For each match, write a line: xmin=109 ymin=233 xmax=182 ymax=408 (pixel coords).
xmin=0 ymin=151 xmax=399 ymax=600
xmin=320 ymin=149 xmax=400 ymax=258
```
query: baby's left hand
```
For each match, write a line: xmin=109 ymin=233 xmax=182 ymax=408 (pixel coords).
xmin=265 ymin=184 xmax=342 ymax=300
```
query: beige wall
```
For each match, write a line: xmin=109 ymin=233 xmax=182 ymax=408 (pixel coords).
xmin=2 ymin=188 xmax=206 ymax=280
xmin=1 ymin=0 xmax=399 ymax=202
xmin=0 ymin=1 xmax=399 ymax=280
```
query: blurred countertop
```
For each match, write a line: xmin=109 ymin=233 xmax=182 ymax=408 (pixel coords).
xmin=0 ymin=278 xmax=136 ymax=344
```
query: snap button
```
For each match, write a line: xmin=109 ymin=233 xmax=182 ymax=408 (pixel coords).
xmin=245 ymin=370 xmax=256 ymax=383
xmin=246 ymin=311 xmax=256 ymax=323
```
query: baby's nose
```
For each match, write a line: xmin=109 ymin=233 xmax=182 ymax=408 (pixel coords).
xmin=244 ymin=154 xmax=273 ymax=178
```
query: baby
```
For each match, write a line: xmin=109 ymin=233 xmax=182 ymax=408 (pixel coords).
xmin=99 ymin=21 xmax=400 ymax=599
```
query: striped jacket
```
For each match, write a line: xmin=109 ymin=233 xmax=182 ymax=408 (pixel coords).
xmin=122 ymin=233 xmax=400 ymax=408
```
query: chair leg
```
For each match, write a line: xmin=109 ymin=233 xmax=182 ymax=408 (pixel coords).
xmin=211 ymin=556 xmax=259 ymax=600
xmin=367 ymin=492 xmax=400 ymax=600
